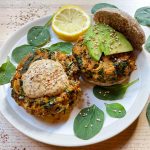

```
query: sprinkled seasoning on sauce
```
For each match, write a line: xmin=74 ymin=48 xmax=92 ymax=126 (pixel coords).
xmin=22 ymin=59 xmax=69 ymax=98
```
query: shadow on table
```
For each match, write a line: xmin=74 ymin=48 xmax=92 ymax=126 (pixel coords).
xmin=49 ymin=118 xmax=139 ymax=150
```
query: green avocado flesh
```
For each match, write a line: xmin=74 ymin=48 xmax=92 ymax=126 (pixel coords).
xmin=84 ymin=24 xmax=133 ymax=61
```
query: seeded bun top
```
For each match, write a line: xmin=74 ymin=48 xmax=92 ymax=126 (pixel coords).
xmin=94 ymin=8 xmax=145 ymax=51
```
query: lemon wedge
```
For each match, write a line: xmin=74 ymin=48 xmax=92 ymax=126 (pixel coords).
xmin=52 ymin=5 xmax=91 ymax=41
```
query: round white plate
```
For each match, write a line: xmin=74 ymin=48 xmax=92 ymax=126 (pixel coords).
xmin=0 ymin=6 xmax=150 ymax=147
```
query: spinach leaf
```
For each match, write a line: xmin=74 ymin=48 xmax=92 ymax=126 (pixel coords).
xmin=145 ymin=35 xmax=150 ymax=52
xmin=146 ymin=102 xmax=150 ymax=125
xmin=105 ymin=103 xmax=126 ymax=118
xmin=0 ymin=58 xmax=16 ymax=85
xmin=74 ymin=104 xmax=104 ymax=140
xmin=93 ymin=79 xmax=139 ymax=100
xmin=91 ymin=3 xmax=118 ymax=14
xmin=134 ymin=7 xmax=150 ymax=26
xmin=27 ymin=16 xmax=53 ymax=47
xmin=12 ymin=45 xmax=35 ymax=63
xmin=27 ymin=26 xmax=50 ymax=47
xmin=45 ymin=42 xmax=73 ymax=54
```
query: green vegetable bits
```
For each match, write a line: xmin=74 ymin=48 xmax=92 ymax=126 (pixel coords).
xmin=0 ymin=58 xmax=16 ymax=85
xmin=93 ymin=79 xmax=139 ymax=100
xmin=74 ymin=105 xmax=104 ymax=140
xmin=91 ymin=3 xmax=118 ymax=14
xmin=105 ymin=103 xmax=126 ymax=118
xmin=12 ymin=45 xmax=35 ymax=63
xmin=45 ymin=42 xmax=73 ymax=54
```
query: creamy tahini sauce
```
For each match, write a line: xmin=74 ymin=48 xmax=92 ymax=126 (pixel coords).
xmin=22 ymin=59 xmax=69 ymax=98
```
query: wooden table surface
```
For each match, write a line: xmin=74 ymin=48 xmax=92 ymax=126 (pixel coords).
xmin=0 ymin=0 xmax=150 ymax=149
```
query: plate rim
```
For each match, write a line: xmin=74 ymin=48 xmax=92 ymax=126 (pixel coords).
xmin=0 ymin=15 xmax=150 ymax=147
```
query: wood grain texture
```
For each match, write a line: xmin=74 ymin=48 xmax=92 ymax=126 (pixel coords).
xmin=0 ymin=0 xmax=150 ymax=149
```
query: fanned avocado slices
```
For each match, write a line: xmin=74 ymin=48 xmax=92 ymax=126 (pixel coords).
xmin=84 ymin=24 xmax=133 ymax=61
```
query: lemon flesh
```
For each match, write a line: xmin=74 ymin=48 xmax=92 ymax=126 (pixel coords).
xmin=52 ymin=5 xmax=91 ymax=41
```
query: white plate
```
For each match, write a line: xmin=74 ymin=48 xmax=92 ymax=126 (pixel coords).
xmin=0 ymin=2 xmax=150 ymax=147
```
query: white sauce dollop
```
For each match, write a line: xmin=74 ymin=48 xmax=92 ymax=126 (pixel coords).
xmin=22 ymin=59 xmax=69 ymax=98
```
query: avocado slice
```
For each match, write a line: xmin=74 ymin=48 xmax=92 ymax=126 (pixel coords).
xmin=101 ymin=29 xmax=133 ymax=56
xmin=84 ymin=25 xmax=102 ymax=61
xmin=84 ymin=24 xmax=133 ymax=61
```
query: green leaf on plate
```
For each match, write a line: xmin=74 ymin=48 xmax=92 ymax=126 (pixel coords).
xmin=105 ymin=103 xmax=126 ymax=118
xmin=0 ymin=58 xmax=16 ymax=85
xmin=146 ymin=102 xmax=150 ymax=125
xmin=27 ymin=16 xmax=54 ymax=47
xmin=93 ymin=79 xmax=139 ymax=100
xmin=134 ymin=7 xmax=150 ymax=26
xmin=145 ymin=35 xmax=150 ymax=52
xmin=27 ymin=26 xmax=50 ymax=47
xmin=74 ymin=104 xmax=104 ymax=140
xmin=12 ymin=44 xmax=35 ymax=63
xmin=91 ymin=3 xmax=118 ymax=14
xmin=46 ymin=42 xmax=73 ymax=54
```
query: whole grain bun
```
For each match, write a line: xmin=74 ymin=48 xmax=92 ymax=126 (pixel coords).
xmin=94 ymin=8 xmax=145 ymax=51
xmin=82 ymin=75 xmax=129 ymax=86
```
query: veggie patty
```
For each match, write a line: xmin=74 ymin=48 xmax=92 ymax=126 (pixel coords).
xmin=11 ymin=49 xmax=81 ymax=121
xmin=73 ymin=36 xmax=136 ymax=85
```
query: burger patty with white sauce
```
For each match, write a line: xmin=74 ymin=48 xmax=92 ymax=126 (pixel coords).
xmin=73 ymin=8 xmax=145 ymax=86
xmin=11 ymin=49 xmax=80 ymax=120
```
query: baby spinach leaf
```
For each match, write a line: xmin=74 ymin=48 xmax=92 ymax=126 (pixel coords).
xmin=146 ymin=102 xmax=150 ymax=125
xmin=27 ymin=26 xmax=50 ymax=47
xmin=134 ymin=7 xmax=150 ymax=26
xmin=74 ymin=104 xmax=104 ymax=140
xmin=145 ymin=35 xmax=150 ymax=52
xmin=93 ymin=79 xmax=139 ymax=100
xmin=105 ymin=103 xmax=126 ymax=118
xmin=27 ymin=16 xmax=53 ymax=47
xmin=91 ymin=3 xmax=118 ymax=14
xmin=45 ymin=42 xmax=73 ymax=54
xmin=0 ymin=58 xmax=16 ymax=85
xmin=12 ymin=44 xmax=35 ymax=63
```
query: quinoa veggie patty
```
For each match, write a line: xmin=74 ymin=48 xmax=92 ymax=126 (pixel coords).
xmin=11 ymin=49 xmax=81 ymax=120
xmin=73 ymin=36 xmax=136 ymax=86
